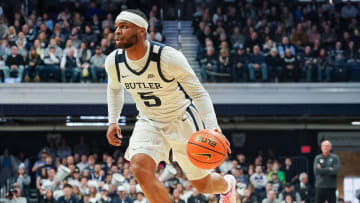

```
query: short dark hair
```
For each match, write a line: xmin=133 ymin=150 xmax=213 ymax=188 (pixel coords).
xmin=63 ymin=184 xmax=73 ymax=189
xmin=124 ymin=9 xmax=148 ymax=23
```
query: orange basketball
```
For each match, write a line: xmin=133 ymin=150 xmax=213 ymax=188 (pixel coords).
xmin=187 ymin=129 xmax=228 ymax=169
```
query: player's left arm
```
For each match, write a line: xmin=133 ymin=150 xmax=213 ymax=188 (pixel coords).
xmin=161 ymin=47 xmax=231 ymax=153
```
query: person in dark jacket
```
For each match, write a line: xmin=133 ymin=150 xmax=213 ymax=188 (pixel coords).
xmin=60 ymin=48 xmax=80 ymax=82
xmin=199 ymin=47 xmax=218 ymax=82
xmin=313 ymin=140 xmax=340 ymax=203
xmin=231 ymin=45 xmax=248 ymax=82
xmin=248 ymin=45 xmax=267 ymax=81
xmin=187 ymin=188 xmax=207 ymax=203
xmin=4 ymin=45 xmax=25 ymax=82
xmin=281 ymin=48 xmax=299 ymax=82
xmin=24 ymin=46 xmax=42 ymax=82
xmin=56 ymin=184 xmax=79 ymax=203
xmin=295 ymin=172 xmax=313 ymax=203
xmin=266 ymin=48 xmax=283 ymax=82
xmin=112 ymin=185 xmax=133 ymax=203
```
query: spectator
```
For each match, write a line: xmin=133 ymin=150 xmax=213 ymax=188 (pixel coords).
xmin=295 ymin=172 xmax=313 ymax=203
xmin=90 ymin=46 xmax=106 ymax=82
xmin=281 ymin=49 xmax=299 ymax=82
xmin=251 ymin=165 xmax=268 ymax=196
xmin=72 ymin=185 xmax=83 ymax=201
xmin=90 ymin=163 xmax=105 ymax=185
xmin=266 ymin=48 xmax=283 ymax=82
xmin=341 ymin=1 xmax=358 ymax=19
xmin=246 ymin=31 xmax=262 ymax=52
xmin=24 ymin=46 xmax=41 ymax=82
xmin=60 ymin=48 xmax=81 ymax=82
xmin=46 ymin=38 xmax=63 ymax=59
xmin=187 ymin=188 xmax=207 ymax=203
xmin=82 ymin=25 xmax=98 ymax=48
xmin=16 ymin=39 xmax=27 ymax=59
xmin=248 ymin=45 xmax=268 ymax=82
xmin=56 ymin=184 xmax=79 ymax=203
xmin=99 ymin=184 xmax=112 ymax=203
xmin=0 ymin=39 xmax=11 ymax=59
xmin=314 ymin=140 xmax=340 ymax=203
xmin=259 ymin=182 xmax=273 ymax=202
xmin=262 ymin=190 xmax=281 ymax=203
xmin=300 ymin=45 xmax=317 ymax=82
xmin=69 ymin=27 xmax=82 ymax=49
xmin=231 ymin=26 xmax=246 ymax=47
xmin=4 ymin=45 xmax=25 ymax=82
xmin=134 ymin=192 xmax=147 ymax=203
xmin=278 ymin=183 xmax=301 ymax=203
xmin=77 ymin=42 xmax=91 ymax=62
xmin=269 ymin=173 xmax=284 ymax=195
xmin=284 ymin=195 xmax=295 ymax=203
xmin=88 ymin=180 xmax=101 ymax=202
xmin=113 ymin=185 xmax=133 ymax=203
xmin=345 ymin=40 xmax=359 ymax=62
xmin=307 ymin=25 xmax=321 ymax=45
xmin=77 ymin=155 xmax=89 ymax=173
xmin=282 ymin=157 xmax=297 ymax=184
xmin=199 ymin=46 xmax=218 ymax=82
xmin=42 ymin=46 xmax=61 ymax=82
xmin=278 ymin=37 xmax=296 ymax=58
xmin=263 ymin=40 xmax=277 ymax=57
xmin=0 ymin=17 xmax=8 ymax=40
xmin=317 ymin=48 xmax=331 ymax=82
xmin=231 ymin=45 xmax=248 ymax=82
xmin=291 ymin=23 xmax=308 ymax=49
xmin=172 ymin=189 xmax=185 ymax=203
xmin=13 ymin=163 xmax=31 ymax=196
xmin=242 ymin=189 xmax=258 ymax=203
xmin=79 ymin=51 xmax=91 ymax=82
xmin=218 ymin=48 xmax=231 ymax=79
xmin=43 ymin=13 xmax=54 ymax=31
xmin=233 ymin=165 xmax=248 ymax=196
xmin=321 ymin=25 xmax=336 ymax=49
xmin=40 ymin=189 xmax=55 ymax=203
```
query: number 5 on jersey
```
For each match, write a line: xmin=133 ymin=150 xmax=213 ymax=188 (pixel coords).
xmin=138 ymin=92 xmax=162 ymax=107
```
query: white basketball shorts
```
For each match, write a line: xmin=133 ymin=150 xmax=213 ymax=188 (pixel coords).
xmin=125 ymin=104 xmax=210 ymax=180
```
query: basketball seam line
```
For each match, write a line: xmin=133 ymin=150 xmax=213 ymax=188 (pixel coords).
xmin=187 ymin=151 xmax=224 ymax=164
xmin=187 ymin=142 xmax=226 ymax=156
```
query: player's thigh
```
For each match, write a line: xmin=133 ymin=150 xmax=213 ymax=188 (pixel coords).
xmin=127 ymin=119 xmax=170 ymax=165
xmin=170 ymin=106 xmax=209 ymax=181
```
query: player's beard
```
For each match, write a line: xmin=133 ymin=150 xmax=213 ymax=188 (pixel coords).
xmin=116 ymin=34 xmax=138 ymax=49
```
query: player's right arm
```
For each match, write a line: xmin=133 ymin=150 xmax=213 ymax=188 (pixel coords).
xmin=105 ymin=50 xmax=124 ymax=146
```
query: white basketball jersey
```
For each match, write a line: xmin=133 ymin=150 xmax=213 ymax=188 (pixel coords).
xmin=112 ymin=41 xmax=191 ymax=123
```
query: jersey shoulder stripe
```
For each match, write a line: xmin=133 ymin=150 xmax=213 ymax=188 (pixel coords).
xmin=150 ymin=41 xmax=175 ymax=83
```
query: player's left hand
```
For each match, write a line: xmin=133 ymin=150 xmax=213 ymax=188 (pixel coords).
xmin=214 ymin=128 xmax=231 ymax=155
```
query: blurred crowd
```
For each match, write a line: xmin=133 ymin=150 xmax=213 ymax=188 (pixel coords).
xmin=0 ymin=135 xmax=314 ymax=203
xmin=193 ymin=0 xmax=360 ymax=82
xmin=0 ymin=1 xmax=164 ymax=83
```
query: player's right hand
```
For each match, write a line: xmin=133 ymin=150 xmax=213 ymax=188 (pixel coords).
xmin=106 ymin=123 xmax=122 ymax=146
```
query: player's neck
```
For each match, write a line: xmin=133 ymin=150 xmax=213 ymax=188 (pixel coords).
xmin=125 ymin=40 xmax=148 ymax=61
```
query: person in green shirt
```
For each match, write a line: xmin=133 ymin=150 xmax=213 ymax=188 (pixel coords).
xmin=313 ymin=140 xmax=340 ymax=203
xmin=267 ymin=160 xmax=286 ymax=183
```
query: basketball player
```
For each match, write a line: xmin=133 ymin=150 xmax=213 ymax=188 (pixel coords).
xmin=105 ymin=9 xmax=236 ymax=203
